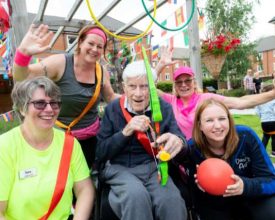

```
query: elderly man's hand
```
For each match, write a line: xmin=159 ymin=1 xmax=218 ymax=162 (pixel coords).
xmin=155 ymin=133 xmax=184 ymax=159
xmin=122 ymin=115 xmax=150 ymax=137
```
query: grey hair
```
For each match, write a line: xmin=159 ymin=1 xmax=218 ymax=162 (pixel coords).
xmin=11 ymin=76 xmax=61 ymax=120
xmin=122 ymin=60 xmax=157 ymax=82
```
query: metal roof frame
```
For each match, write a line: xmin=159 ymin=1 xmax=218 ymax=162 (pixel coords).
xmin=10 ymin=0 xmax=166 ymax=53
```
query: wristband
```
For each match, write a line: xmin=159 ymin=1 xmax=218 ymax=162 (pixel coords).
xmin=14 ymin=49 xmax=32 ymax=67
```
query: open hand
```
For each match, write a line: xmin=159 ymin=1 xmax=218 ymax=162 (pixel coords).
xmin=18 ymin=24 xmax=54 ymax=56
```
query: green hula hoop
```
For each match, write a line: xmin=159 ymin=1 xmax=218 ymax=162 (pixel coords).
xmin=141 ymin=0 xmax=195 ymax=31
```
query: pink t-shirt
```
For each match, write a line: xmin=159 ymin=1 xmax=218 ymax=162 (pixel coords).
xmin=161 ymin=92 xmax=224 ymax=140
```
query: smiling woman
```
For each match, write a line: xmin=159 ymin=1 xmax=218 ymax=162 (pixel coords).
xmin=12 ymin=22 xmax=120 ymax=169
xmin=175 ymin=98 xmax=275 ymax=220
xmin=0 ymin=76 xmax=94 ymax=219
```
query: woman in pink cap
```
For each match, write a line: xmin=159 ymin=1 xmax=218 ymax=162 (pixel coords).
xmin=156 ymin=48 xmax=275 ymax=140
xmin=13 ymin=24 xmax=118 ymax=169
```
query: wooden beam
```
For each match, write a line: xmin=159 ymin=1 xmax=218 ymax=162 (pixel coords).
xmin=66 ymin=0 xmax=121 ymax=53
xmin=115 ymin=0 xmax=166 ymax=34
xmin=49 ymin=0 xmax=84 ymax=47
xmin=35 ymin=0 xmax=49 ymax=22
xmin=9 ymin=0 xmax=29 ymax=47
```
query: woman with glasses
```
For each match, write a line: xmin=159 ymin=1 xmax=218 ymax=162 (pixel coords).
xmin=156 ymin=47 xmax=275 ymax=140
xmin=0 ymin=76 xmax=94 ymax=220
xmin=13 ymin=24 xmax=119 ymax=168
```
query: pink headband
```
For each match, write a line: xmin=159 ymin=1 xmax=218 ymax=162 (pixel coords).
xmin=87 ymin=28 xmax=107 ymax=44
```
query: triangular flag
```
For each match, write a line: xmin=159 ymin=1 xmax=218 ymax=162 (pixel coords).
xmin=146 ymin=30 xmax=153 ymax=45
xmin=167 ymin=0 xmax=177 ymax=4
xmin=130 ymin=42 xmax=136 ymax=56
xmin=170 ymin=36 xmax=174 ymax=49
xmin=183 ymin=29 xmax=189 ymax=46
xmin=175 ymin=6 xmax=184 ymax=27
xmin=161 ymin=20 xmax=167 ymax=37
xmin=152 ymin=45 xmax=159 ymax=59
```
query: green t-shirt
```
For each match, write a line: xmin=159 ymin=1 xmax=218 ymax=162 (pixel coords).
xmin=0 ymin=126 xmax=90 ymax=220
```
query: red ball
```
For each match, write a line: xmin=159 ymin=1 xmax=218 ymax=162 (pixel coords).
xmin=196 ymin=158 xmax=235 ymax=196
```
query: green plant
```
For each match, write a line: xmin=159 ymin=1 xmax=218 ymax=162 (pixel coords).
xmin=233 ymin=114 xmax=274 ymax=163
xmin=157 ymin=81 xmax=173 ymax=93
xmin=202 ymin=78 xmax=218 ymax=90
xmin=223 ymin=88 xmax=246 ymax=97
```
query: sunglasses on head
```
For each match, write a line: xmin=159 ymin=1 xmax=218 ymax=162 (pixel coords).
xmin=29 ymin=100 xmax=62 ymax=110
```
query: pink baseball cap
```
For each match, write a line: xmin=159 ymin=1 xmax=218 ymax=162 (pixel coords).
xmin=173 ymin=66 xmax=194 ymax=80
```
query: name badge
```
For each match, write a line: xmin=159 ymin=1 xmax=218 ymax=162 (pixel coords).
xmin=19 ymin=168 xmax=37 ymax=180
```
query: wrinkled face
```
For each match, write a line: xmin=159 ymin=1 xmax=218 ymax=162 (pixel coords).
xmin=199 ymin=104 xmax=229 ymax=148
xmin=123 ymin=75 xmax=149 ymax=114
xmin=174 ymin=74 xmax=195 ymax=98
xmin=23 ymin=88 xmax=60 ymax=131
xmin=79 ymin=34 xmax=105 ymax=62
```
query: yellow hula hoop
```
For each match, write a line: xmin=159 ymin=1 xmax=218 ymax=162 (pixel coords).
xmin=85 ymin=0 xmax=157 ymax=41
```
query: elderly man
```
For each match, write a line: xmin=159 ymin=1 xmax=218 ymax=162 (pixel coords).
xmin=96 ymin=60 xmax=187 ymax=220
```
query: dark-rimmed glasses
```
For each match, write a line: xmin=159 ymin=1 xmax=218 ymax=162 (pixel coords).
xmin=175 ymin=78 xmax=194 ymax=86
xmin=29 ymin=100 xmax=61 ymax=110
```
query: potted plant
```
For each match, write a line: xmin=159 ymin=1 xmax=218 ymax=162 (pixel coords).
xmin=201 ymin=34 xmax=241 ymax=79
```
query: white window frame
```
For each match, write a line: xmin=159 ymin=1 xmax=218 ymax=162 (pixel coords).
xmin=66 ymin=35 xmax=77 ymax=48
xmin=165 ymin=72 xmax=170 ymax=80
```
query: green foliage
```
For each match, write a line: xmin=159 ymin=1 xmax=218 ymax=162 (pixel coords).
xmin=233 ymin=114 xmax=274 ymax=163
xmin=223 ymin=88 xmax=246 ymax=97
xmin=205 ymin=0 xmax=259 ymax=79
xmin=230 ymin=78 xmax=242 ymax=89
xmin=202 ymin=78 xmax=218 ymax=89
xmin=156 ymin=81 xmax=173 ymax=93
xmin=0 ymin=118 xmax=20 ymax=135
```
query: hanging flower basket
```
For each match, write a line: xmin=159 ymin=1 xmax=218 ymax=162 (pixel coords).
xmin=201 ymin=54 xmax=226 ymax=79
xmin=200 ymin=34 xmax=241 ymax=79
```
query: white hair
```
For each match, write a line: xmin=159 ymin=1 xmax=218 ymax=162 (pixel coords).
xmin=122 ymin=60 xmax=157 ymax=82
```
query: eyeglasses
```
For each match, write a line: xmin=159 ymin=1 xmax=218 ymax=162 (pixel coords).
xmin=175 ymin=78 xmax=193 ymax=86
xmin=29 ymin=100 xmax=61 ymax=110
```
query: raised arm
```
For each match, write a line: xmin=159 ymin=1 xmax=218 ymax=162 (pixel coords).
xmin=223 ymin=88 xmax=275 ymax=109
xmin=12 ymin=24 xmax=63 ymax=81
xmin=155 ymin=46 xmax=178 ymax=77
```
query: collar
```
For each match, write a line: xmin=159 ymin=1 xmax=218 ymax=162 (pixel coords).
xmin=124 ymin=97 xmax=151 ymax=114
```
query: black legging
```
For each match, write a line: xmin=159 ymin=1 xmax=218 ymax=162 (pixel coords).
xmin=78 ymin=136 xmax=97 ymax=169
xmin=261 ymin=121 xmax=275 ymax=152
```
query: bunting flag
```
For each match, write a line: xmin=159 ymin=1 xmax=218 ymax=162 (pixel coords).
xmin=175 ymin=6 xmax=184 ymax=27
xmin=0 ymin=41 xmax=6 ymax=57
xmin=130 ymin=42 xmax=136 ymax=57
xmin=117 ymin=49 xmax=123 ymax=58
xmin=183 ymin=29 xmax=189 ymax=46
xmin=198 ymin=9 xmax=205 ymax=31
xmin=167 ymin=0 xmax=177 ymax=4
xmin=169 ymin=36 xmax=174 ymax=49
xmin=152 ymin=45 xmax=159 ymax=59
xmin=31 ymin=57 xmax=41 ymax=64
xmin=0 ymin=0 xmax=10 ymax=32
xmin=161 ymin=20 xmax=167 ymax=37
xmin=146 ymin=30 xmax=152 ymax=45
xmin=135 ymin=38 xmax=142 ymax=53
xmin=2 ymin=111 xmax=13 ymax=122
